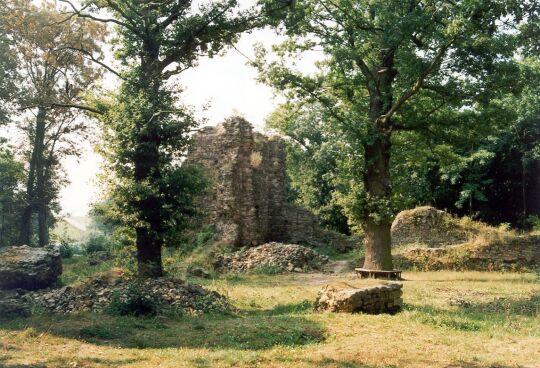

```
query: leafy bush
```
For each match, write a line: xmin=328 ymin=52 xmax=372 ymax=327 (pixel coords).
xmin=252 ymin=264 xmax=282 ymax=275
xmin=108 ymin=282 xmax=164 ymax=317
xmin=85 ymin=234 xmax=109 ymax=254
xmin=58 ymin=243 xmax=74 ymax=259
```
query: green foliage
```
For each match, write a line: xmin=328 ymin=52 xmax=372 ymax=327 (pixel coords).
xmin=256 ymin=0 xmax=532 ymax=238
xmin=85 ymin=234 xmax=110 ymax=254
xmin=108 ymin=282 xmax=164 ymax=317
xmin=0 ymin=0 xmax=17 ymax=124
xmin=0 ymin=141 xmax=23 ymax=247
xmin=78 ymin=0 xmax=286 ymax=276
xmin=58 ymin=243 xmax=74 ymax=259
xmin=252 ymin=264 xmax=282 ymax=275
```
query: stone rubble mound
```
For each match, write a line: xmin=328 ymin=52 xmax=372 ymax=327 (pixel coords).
xmin=18 ymin=269 xmax=229 ymax=315
xmin=0 ymin=245 xmax=62 ymax=290
xmin=391 ymin=206 xmax=470 ymax=248
xmin=315 ymin=282 xmax=403 ymax=314
xmin=213 ymin=242 xmax=329 ymax=273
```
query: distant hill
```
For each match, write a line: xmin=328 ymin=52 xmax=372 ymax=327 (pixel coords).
xmin=52 ymin=216 xmax=91 ymax=243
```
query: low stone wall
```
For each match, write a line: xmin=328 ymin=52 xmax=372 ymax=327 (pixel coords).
xmin=315 ymin=283 xmax=403 ymax=314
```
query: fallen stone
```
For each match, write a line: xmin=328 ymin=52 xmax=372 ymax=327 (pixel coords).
xmin=0 ymin=245 xmax=62 ymax=290
xmin=0 ymin=290 xmax=31 ymax=319
xmin=315 ymin=282 xmax=403 ymax=314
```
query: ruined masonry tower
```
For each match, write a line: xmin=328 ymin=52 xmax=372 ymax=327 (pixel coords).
xmin=186 ymin=116 xmax=355 ymax=250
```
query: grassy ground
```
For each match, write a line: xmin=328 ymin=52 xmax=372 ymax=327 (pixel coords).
xmin=1 ymin=265 xmax=539 ymax=367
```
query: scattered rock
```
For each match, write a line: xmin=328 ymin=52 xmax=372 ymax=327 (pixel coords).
xmin=0 ymin=245 xmax=62 ymax=290
xmin=0 ymin=290 xmax=31 ymax=319
xmin=87 ymin=251 xmax=111 ymax=266
xmin=213 ymin=242 xmax=329 ymax=273
xmin=187 ymin=267 xmax=212 ymax=279
xmin=315 ymin=282 xmax=403 ymax=314
xmin=391 ymin=206 xmax=470 ymax=248
xmin=25 ymin=268 xmax=229 ymax=315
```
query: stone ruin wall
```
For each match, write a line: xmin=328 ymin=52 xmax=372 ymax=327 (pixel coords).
xmin=186 ymin=116 xmax=356 ymax=251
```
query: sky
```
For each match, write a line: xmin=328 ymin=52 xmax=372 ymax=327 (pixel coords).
xmin=58 ymin=28 xmax=295 ymax=217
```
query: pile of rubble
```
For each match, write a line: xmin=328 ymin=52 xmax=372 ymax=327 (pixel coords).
xmin=213 ymin=242 xmax=329 ymax=273
xmin=315 ymin=282 xmax=403 ymax=314
xmin=0 ymin=245 xmax=230 ymax=317
xmin=26 ymin=269 xmax=229 ymax=315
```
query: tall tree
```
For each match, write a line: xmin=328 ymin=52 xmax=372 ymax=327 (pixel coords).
xmin=62 ymin=0 xmax=291 ymax=277
xmin=0 ymin=0 xmax=17 ymax=123
xmin=3 ymin=0 xmax=105 ymax=246
xmin=0 ymin=140 xmax=24 ymax=248
xmin=257 ymin=0 xmax=530 ymax=270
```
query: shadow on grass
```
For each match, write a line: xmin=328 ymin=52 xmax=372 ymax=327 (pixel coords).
xmin=405 ymin=292 xmax=540 ymax=332
xmin=0 ymin=301 xmax=325 ymax=351
xmin=0 ymin=356 xmax=144 ymax=368
xmin=445 ymin=360 xmax=530 ymax=368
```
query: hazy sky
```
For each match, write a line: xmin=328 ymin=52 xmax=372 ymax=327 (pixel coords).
xmin=59 ymin=27 xmax=307 ymax=216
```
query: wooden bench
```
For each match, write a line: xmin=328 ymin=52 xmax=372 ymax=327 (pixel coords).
xmin=355 ymin=268 xmax=402 ymax=280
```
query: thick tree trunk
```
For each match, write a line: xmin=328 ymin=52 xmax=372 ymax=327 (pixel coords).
xmin=133 ymin=53 xmax=164 ymax=278
xmin=362 ymin=132 xmax=393 ymax=270
xmin=18 ymin=106 xmax=47 ymax=246
xmin=361 ymin=50 xmax=396 ymax=271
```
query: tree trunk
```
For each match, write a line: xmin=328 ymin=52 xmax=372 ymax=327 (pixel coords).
xmin=361 ymin=50 xmax=396 ymax=271
xmin=18 ymin=106 xmax=47 ymax=245
xmin=133 ymin=53 xmax=164 ymax=278
xmin=362 ymin=132 xmax=393 ymax=270
xmin=37 ymin=204 xmax=48 ymax=247
xmin=36 ymin=150 xmax=49 ymax=247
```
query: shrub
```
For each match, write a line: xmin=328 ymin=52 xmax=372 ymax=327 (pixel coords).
xmin=58 ymin=243 xmax=74 ymax=259
xmin=108 ymin=282 xmax=164 ymax=317
xmin=85 ymin=234 xmax=109 ymax=254
xmin=252 ymin=264 xmax=282 ymax=275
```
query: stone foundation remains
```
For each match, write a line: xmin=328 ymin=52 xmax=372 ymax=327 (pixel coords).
xmin=186 ymin=117 xmax=356 ymax=251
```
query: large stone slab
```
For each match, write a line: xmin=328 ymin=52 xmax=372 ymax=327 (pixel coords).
xmin=315 ymin=282 xmax=403 ymax=314
xmin=0 ymin=245 xmax=62 ymax=290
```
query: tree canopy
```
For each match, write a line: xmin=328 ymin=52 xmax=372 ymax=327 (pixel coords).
xmin=257 ymin=0 xmax=538 ymax=270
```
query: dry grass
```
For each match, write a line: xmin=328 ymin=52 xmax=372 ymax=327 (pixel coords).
xmin=1 ymin=270 xmax=539 ymax=368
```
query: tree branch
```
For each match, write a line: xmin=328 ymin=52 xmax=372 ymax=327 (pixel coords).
xmin=381 ymin=39 xmax=455 ymax=125
xmin=59 ymin=0 xmax=139 ymax=34
xmin=57 ymin=45 xmax=124 ymax=80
